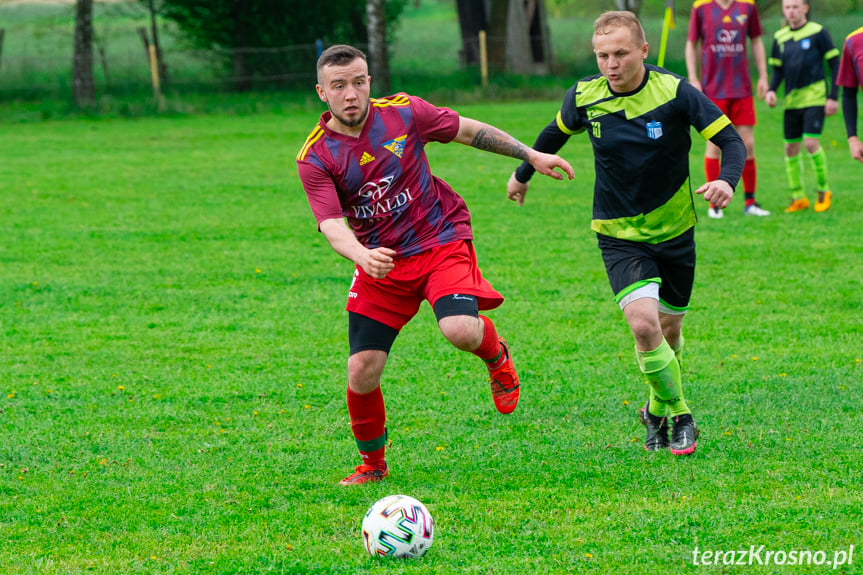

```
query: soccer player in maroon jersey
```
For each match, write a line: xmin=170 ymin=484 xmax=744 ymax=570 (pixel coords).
xmin=838 ymin=26 xmax=863 ymax=163
xmin=685 ymin=0 xmax=770 ymax=218
xmin=297 ymin=45 xmax=574 ymax=485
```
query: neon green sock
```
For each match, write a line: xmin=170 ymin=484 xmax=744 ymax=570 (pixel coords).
xmin=636 ymin=339 xmax=690 ymax=418
xmin=670 ymin=334 xmax=684 ymax=371
xmin=784 ymin=154 xmax=805 ymax=199
xmin=807 ymin=147 xmax=830 ymax=191
xmin=641 ymin=367 xmax=676 ymax=417
xmin=643 ymin=381 xmax=668 ymax=418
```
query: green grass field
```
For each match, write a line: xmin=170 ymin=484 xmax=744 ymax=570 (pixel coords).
xmin=1 ymin=93 xmax=861 ymax=573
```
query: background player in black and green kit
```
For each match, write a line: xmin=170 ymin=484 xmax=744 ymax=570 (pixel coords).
xmin=765 ymin=0 xmax=840 ymax=213
xmin=507 ymin=11 xmax=745 ymax=455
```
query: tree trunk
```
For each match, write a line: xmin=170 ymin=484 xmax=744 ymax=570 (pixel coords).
xmin=366 ymin=0 xmax=390 ymax=96
xmin=487 ymin=0 xmax=508 ymax=72
xmin=481 ymin=0 xmax=552 ymax=75
xmin=615 ymin=0 xmax=642 ymax=15
xmin=73 ymin=0 xmax=95 ymax=108
xmin=146 ymin=0 xmax=168 ymax=83
xmin=455 ymin=0 xmax=487 ymax=66
xmin=505 ymin=0 xmax=531 ymax=74
xmin=231 ymin=1 xmax=251 ymax=91
xmin=528 ymin=0 xmax=552 ymax=74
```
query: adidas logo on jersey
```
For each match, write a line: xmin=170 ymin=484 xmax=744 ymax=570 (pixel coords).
xmin=360 ymin=152 xmax=376 ymax=166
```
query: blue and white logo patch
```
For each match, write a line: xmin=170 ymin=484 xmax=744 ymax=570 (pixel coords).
xmin=646 ymin=121 xmax=663 ymax=140
xmin=802 ymin=38 xmax=811 ymax=50
xmin=382 ymin=135 xmax=407 ymax=158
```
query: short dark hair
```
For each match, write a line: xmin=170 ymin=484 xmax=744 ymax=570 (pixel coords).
xmin=317 ymin=44 xmax=367 ymax=80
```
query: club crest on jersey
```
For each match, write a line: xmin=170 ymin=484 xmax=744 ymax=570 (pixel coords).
xmin=646 ymin=121 xmax=663 ymax=140
xmin=736 ymin=14 xmax=748 ymax=26
xmin=801 ymin=39 xmax=811 ymax=50
xmin=383 ymin=135 xmax=407 ymax=158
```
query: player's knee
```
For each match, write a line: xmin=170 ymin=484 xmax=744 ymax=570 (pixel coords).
xmin=439 ymin=316 xmax=482 ymax=351
xmin=433 ymin=294 xmax=481 ymax=350
xmin=663 ymin=326 xmax=682 ymax=346
xmin=347 ymin=351 xmax=385 ymax=393
xmin=628 ymin=316 xmax=661 ymax=342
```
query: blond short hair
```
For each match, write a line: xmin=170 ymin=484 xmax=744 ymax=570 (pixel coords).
xmin=593 ymin=11 xmax=646 ymax=46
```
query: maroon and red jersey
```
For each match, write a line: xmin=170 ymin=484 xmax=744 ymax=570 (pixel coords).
xmin=296 ymin=93 xmax=473 ymax=260
xmin=838 ymin=26 xmax=863 ymax=89
xmin=687 ymin=0 xmax=764 ymax=99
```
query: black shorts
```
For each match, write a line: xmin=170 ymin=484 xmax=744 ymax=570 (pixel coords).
xmin=784 ymin=106 xmax=825 ymax=141
xmin=597 ymin=228 xmax=695 ymax=312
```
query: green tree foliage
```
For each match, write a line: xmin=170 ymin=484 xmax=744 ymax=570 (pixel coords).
xmin=148 ymin=0 xmax=405 ymax=89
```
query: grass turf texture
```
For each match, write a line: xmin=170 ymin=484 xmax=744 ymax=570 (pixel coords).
xmin=1 ymin=99 xmax=861 ymax=573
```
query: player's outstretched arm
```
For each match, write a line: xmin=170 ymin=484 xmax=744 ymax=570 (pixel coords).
xmin=695 ymin=180 xmax=734 ymax=208
xmin=696 ymin=124 xmax=744 ymax=208
xmin=684 ymin=40 xmax=702 ymax=92
xmin=849 ymin=137 xmax=863 ymax=163
xmin=842 ymin=86 xmax=863 ymax=161
xmin=506 ymin=172 xmax=530 ymax=206
xmin=454 ymin=117 xmax=574 ymax=181
xmin=751 ymin=36 xmax=769 ymax=100
xmin=319 ymin=218 xmax=396 ymax=279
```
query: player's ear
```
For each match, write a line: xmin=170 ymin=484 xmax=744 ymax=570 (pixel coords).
xmin=316 ymin=84 xmax=327 ymax=103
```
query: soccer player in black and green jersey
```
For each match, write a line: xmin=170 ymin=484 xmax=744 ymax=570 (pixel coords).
xmin=765 ymin=0 xmax=840 ymax=213
xmin=507 ymin=11 xmax=745 ymax=455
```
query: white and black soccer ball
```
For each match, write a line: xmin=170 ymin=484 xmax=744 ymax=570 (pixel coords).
xmin=361 ymin=494 xmax=434 ymax=558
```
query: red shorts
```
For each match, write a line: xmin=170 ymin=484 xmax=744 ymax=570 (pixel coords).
xmin=710 ymin=97 xmax=757 ymax=126
xmin=346 ymin=240 xmax=504 ymax=331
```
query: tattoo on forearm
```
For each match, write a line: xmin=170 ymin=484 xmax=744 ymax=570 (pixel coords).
xmin=471 ymin=127 xmax=530 ymax=161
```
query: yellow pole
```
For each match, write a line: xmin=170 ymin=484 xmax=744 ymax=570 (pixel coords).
xmin=657 ymin=6 xmax=674 ymax=68
xmin=479 ymin=30 xmax=488 ymax=89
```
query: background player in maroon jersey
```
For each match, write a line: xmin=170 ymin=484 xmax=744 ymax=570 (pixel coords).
xmin=686 ymin=0 xmax=770 ymax=218
xmin=297 ymin=45 xmax=573 ymax=485
xmin=838 ymin=26 xmax=863 ymax=163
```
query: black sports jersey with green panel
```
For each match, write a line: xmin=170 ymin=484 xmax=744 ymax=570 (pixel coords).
xmin=769 ymin=22 xmax=840 ymax=110
xmin=557 ymin=64 xmax=731 ymax=243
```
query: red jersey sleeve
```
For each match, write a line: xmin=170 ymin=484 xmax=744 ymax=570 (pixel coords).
xmin=406 ymin=94 xmax=460 ymax=145
xmin=838 ymin=31 xmax=863 ymax=88
xmin=297 ymin=159 xmax=343 ymax=227
xmin=687 ymin=5 xmax=704 ymax=43
xmin=747 ymin=4 xmax=764 ymax=39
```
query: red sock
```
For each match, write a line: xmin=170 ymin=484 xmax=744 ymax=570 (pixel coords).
xmin=346 ymin=386 xmax=387 ymax=468
xmin=704 ymin=157 xmax=721 ymax=209
xmin=472 ymin=315 xmax=503 ymax=366
xmin=743 ymin=158 xmax=757 ymax=206
xmin=704 ymin=157 xmax=721 ymax=181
